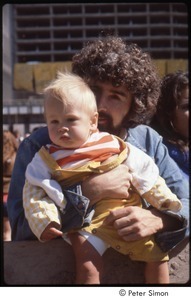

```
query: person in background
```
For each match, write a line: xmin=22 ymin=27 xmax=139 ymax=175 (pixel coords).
xmin=7 ymin=36 xmax=189 ymax=267
xmin=3 ymin=130 xmax=19 ymax=240
xmin=151 ymin=71 xmax=189 ymax=179
xmin=23 ymin=72 xmax=181 ymax=284
xmin=12 ymin=128 xmax=24 ymax=144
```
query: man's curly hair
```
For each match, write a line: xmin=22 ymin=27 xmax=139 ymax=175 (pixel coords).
xmin=72 ymin=36 xmax=160 ymax=128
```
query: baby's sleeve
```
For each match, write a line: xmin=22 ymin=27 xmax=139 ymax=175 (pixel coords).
xmin=25 ymin=151 xmax=66 ymax=209
xmin=23 ymin=180 xmax=62 ymax=241
xmin=125 ymin=143 xmax=159 ymax=194
xmin=142 ymin=176 xmax=182 ymax=212
xmin=125 ymin=143 xmax=182 ymax=212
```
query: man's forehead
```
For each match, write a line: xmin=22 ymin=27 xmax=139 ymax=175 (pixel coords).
xmin=90 ymin=81 xmax=129 ymax=96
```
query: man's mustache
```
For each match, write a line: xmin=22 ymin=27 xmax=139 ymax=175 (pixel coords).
xmin=98 ymin=110 xmax=122 ymax=136
xmin=98 ymin=111 xmax=113 ymax=122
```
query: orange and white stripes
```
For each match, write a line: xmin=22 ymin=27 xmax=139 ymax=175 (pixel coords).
xmin=47 ymin=131 xmax=121 ymax=169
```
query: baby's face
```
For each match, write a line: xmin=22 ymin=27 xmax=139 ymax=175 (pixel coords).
xmin=45 ymin=97 xmax=98 ymax=148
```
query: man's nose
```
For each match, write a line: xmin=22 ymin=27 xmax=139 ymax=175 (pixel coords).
xmin=97 ymin=94 xmax=108 ymax=110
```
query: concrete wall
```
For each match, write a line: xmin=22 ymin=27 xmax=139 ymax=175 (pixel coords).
xmin=3 ymin=240 xmax=189 ymax=286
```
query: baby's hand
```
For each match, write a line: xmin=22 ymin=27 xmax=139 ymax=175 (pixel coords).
xmin=40 ymin=221 xmax=63 ymax=241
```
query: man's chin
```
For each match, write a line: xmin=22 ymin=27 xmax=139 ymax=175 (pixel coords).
xmin=98 ymin=123 xmax=120 ymax=136
xmin=98 ymin=123 xmax=109 ymax=132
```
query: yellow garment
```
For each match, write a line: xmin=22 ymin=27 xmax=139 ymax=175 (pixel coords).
xmin=80 ymin=197 xmax=168 ymax=262
xmin=38 ymin=137 xmax=169 ymax=262
xmin=38 ymin=136 xmax=127 ymax=188
xmin=39 ymin=137 xmax=181 ymax=212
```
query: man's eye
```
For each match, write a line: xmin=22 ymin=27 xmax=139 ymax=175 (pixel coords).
xmin=110 ymin=95 xmax=121 ymax=102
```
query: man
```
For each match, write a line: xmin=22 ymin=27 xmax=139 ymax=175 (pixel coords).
xmin=7 ymin=36 xmax=188 ymax=255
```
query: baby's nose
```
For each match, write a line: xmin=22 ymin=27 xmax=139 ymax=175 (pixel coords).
xmin=58 ymin=126 xmax=69 ymax=133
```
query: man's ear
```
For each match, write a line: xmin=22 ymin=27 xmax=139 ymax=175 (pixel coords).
xmin=90 ymin=112 xmax=99 ymax=132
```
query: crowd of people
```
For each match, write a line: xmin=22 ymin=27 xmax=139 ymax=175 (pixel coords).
xmin=4 ymin=35 xmax=189 ymax=284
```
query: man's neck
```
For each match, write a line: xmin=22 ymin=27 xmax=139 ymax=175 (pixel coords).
xmin=119 ymin=128 xmax=128 ymax=140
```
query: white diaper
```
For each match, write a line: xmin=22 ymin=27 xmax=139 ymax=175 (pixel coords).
xmin=63 ymin=230 xmax=109 ymax=256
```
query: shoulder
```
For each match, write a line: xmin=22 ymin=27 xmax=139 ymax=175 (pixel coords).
xmin=15 ymin=127 xmax=51 ymax=165
xmin=128 ymin=124 xmax=161 ymax=138
xmin=22 ymin=126 xmax=51 ymax=150
xmin=127 ymin=125 xmax=162 ymax=152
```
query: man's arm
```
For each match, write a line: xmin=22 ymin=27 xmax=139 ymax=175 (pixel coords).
xmin=82 ymin=126 xmax=189 ymax=253
xmin=82 ymin=167 xmax=187 ymax=253
xmin=82 ymin=168 xmax=184 ymax=239
xmin=103 ymin=206 xmax=182 ymax=240
xmin=81 ymin=164 xmax=132 ymax=205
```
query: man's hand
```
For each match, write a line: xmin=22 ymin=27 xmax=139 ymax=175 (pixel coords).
xmin=104 ymin=206 xmax=169 ymax=241
xmin=82 ymin=164 xmax=132 ymax=205
xmin=40 ymin=221 xmax=63 ymax=241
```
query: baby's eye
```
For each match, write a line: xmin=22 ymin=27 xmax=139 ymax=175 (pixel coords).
xmin=50 ymin=119 xmax=59 ymax=124
xmin=67 ymin=117 xmax=78 ymax=122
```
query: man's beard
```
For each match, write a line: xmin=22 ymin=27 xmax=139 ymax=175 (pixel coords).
xmin=98 ymin=111 xmax=121 ymax=136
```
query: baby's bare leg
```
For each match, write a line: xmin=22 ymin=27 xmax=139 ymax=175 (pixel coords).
xmin=145 ymin=261 xmax=169 ymax=284
xmin=68 ymin=232 xmax=103 ymax=284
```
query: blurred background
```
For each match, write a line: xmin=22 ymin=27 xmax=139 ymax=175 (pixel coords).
xmin=3 ymin=3 xmax=188 ymax=138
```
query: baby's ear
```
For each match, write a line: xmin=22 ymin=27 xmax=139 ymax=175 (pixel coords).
xmin=90 ymin=112 xmax=98 ymax=131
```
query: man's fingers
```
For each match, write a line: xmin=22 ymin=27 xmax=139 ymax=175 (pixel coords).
xmin=120 ymin=231 xmax=142 ymax=242
xmin=104 ymin=207 xmax=131 ymax=225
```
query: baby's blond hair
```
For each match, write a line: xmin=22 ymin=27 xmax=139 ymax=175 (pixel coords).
xmin=44 ymin=71 xmax=97 ymax=115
